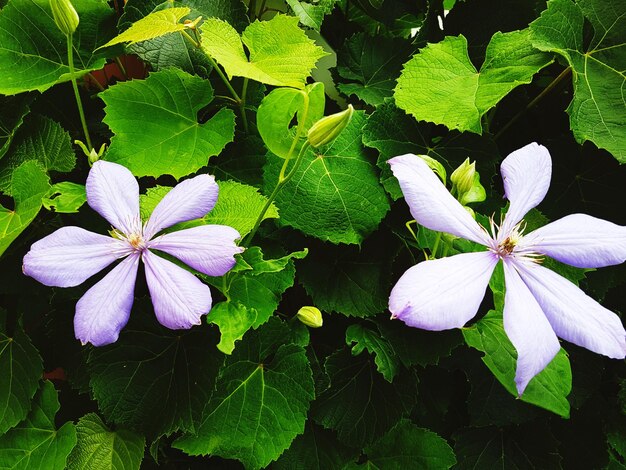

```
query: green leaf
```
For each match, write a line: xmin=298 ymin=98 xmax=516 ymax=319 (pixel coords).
xmin=346 ymin=324 xmax=400 ymax=382
xmin=200 ymin=14 xmax=327 ymax=88
xmin=359 ymin=420 xmax=456 ymax=469
xmin=101 ymin=7 xmax=191 ymax=48
xmin=67 ymin=413 xmax=145 ymax=470
xmin=88 ymin=324 xmax=223 ymax=439
xmin=208 ymin=301 xmax=260 ymax=355
xmin=285 ymin=0 xmax=338 ymax=30
xmin=0 ymin=161 xmax=50 ymax=257
xmin=263 ymin=111 xmax=390 ymax=244
xmin=0 ymin=322 xmax=43 ymax=434
xmin=102 ymin=68 xmax=235 ymax=178
xmin=0 ymin=94 xmax=33 ymax=160
xmin=0 ymin=381 xmax=77 ymax=469
xmin=336 ymin=33 xmax=413 ymax=106
xmin=463 ymin=309 xmax=572 ymax=417
xmin=395 ymin=30 xmax=553 ymax=133
xmin=530 ymin=0 xmax=626 ymax=162
xmin=0 ymin=0 xmax=118 ymax=94
xmin=174 ymin=319 xmax=315 ymax=469
xmin=42 ymin=182 xmax=87 ymax=214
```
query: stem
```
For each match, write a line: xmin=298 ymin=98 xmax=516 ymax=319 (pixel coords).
xmin=240 ymin=78 xmax=249 ymax=133
xmin=430 ymin=232 xmax=442 ymax=260
xmin=67 ymin=33 xmax=92 ymax=149
xmin=86 ymin=72 xmax=105 ymax=92
xmin=114 ymin=56 xmax=128 ymax=79
xmin=495 ymin=66 xmax=572 ymax=140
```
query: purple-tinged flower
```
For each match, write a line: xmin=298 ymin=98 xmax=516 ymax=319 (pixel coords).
xmin=23 ymin=161 xmax=243 ymax=347
xmin=388 ymin=143 xmax=626 ymax=395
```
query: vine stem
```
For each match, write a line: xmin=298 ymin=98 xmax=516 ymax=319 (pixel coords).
xmin=240 ymin=78 xmax=249 ymax=133
xmin=67 ymin=33 xmax=92 ymax=149
xmin=495 ymin=66 xmax=572 ymax=140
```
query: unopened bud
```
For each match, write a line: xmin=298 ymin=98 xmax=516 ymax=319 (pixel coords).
xmin=451 ymin=158 xmax=476 ymax=196
xmin=50 ymin=0 xmax=79 ymax=36
xmin=296 ymin=306 xmax=323 ymax=328
xmin=75 ymin=140 xmax=106 ymax=166
xmin=307 ymin=105 xmax=354 ymax=148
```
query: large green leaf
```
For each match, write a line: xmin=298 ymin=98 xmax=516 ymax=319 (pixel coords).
xmin=102 ymin=68 xmax=235 ymax=178
xmin=346 ymin=323 xmax=400 ymax=382
xmin=174 ymin=319 xmax=315 ymax=469
xmin=200 ymin=14 xmax=327 ymax=89
xmin=263 ymin=111 xmax=390 ymax=244
xmin=0 ymin=322 xmax=43 ymax=435
xmin=530 ymin=0 xmax=626 ymax=162
xmin=285 ymin=0 xmax=338 ymax=30
xmin=67 ymin=413 xmax=145 ymax=470
xmin=395 ymin=29 xmax=553 ymax=133
xmin=0 ymin=381 xmax=77 ymax=469
xmin=0 ymin=0 xmax=118 ymax=94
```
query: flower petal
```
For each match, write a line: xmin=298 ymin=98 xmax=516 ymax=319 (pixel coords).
xmin=23 ymin=226 xmax=130 ymax=287
xmin=74 ymin=253 xmax=140 ymax=347
xmin=143 ymin=174 xmax=219 ymax=240
xmin=87 ymin=160 xmax=140 ymax=234
xmin=389 ymin=251 xmax=498 ymax=330
xmin=516 ymin=262 xmax=626 ymax=359
xmin=389 ymin=154 xmax=490 ymax=245
xmin=499 ymin=143 xmax=552 ymax=237
xmin=142 ymin=250 xmax=212 ymax=330
xmin=502 ymin=260 xmax=561 ymax=396
xmin=519 ymin=214 xmax=626 ymax=268
xmin=148 ymin=225 xmax=243 ymax=276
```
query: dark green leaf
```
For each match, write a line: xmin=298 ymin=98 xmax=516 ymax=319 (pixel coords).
xmin=346 ymin=323 xmax=400 ymax=382
xmin=0 ymin=94 xmax=33 ymax=159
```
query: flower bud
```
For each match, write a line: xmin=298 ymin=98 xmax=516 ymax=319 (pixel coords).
xmin=307 ymin=105 xmax=354 ymax=148
xmin=50 ymin=0 xmax=79 ymax=36
xmin=296 ymin=306 xmax=323 ymax=328
xmin=451 ymin=158 xmax=476 ymax=196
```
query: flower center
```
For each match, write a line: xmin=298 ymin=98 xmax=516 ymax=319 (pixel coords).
xmin=128 ymin=232 xmax=145 ymax=250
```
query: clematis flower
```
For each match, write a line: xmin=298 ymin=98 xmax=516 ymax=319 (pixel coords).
xmin=388 ymin=143 xmax=626 ymax=395
xmin=23 ymin=161 xmax=243 ymax=347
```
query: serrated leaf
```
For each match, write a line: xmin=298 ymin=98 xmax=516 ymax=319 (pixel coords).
xmin=0 ymin=0 xmax=118 ymax=94
xmin=286 ymin=0 xmax=337 ymax=30
xmin=346 ymin=324 xmax=400 ymax=382
xmin=0 ymin=381 xmax=77 ymax=469
xmin=208 ymin=301 xmax=260 ymax=354
xmin=263 ymin=111 xmax=390 ymax=244
xmin=42 ymin=182 xmax=87 ymax=213
xmin=200 ymin=14 xmax=327 ymax=89
xmin=530 ymin=0 xmax=626 ymax=162
xmin=174 ymin=319 xmax=315 ymax=469
xmin=395 ymin=30 xmax=553 ymax=133
xmin=102 ymin=68 xmax=235 ymax=178
xmin=0 ymin=94 xmax=33 ymax=160
xmin=67 ymin=413 xmax=145 ymax=470
xmin=0 ymin=322 xmax=43 ymax=434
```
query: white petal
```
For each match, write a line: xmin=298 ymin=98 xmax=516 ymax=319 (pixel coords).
xmin=516 ymin=262 xmax=626 ymax=359
xmin=499 ymin=143 xmax=552 ymax=237
xmin=142 ymin=250 xmax=212 ymax=330
xmin=503 ymin=260 xmax=561 ymax=396
xmin=519 ymin=214 xmax=626 ymax=268
xmin=143 ymin=174 xmax=219 ymax=240
xmin=389 ymin=154 xmax=490 ymax=245
xmin=74 ymin=254 xmax=140 ymax=347
xmin=86 ymin=160 xmax=141 ymax=234
xmin=389 ymin=251 xmax=498 ymax=330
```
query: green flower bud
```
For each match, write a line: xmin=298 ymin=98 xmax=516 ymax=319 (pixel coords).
xmin=307 ymin=105 xmax=354 ymax=148
xmin=296 ymin=306 xmax=323 ymax=328
xmin=50 ymin=0 xmax=79 ymax=36
xmin=451 ymin=158 xmax=476 ymax=196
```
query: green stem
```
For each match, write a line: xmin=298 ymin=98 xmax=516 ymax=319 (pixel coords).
xmin=430 ymin=232 xmax=442 ymax=260
xmin=114 ymin=56 xmax=128 ymax=79
xmin=86 ymin=72 xmax=105 ymax=92
xmin=239 ymin=78 xmax=249 ymax=133
xmin=67 ymin=33 xmax=92 ymax=150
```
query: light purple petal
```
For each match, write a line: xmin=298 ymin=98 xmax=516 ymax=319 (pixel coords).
xmin=148 ymin=225 xmax=243 ymax=276
xmin=389 ymin=251 xmax=498 ymax=330
xmin=389 ymin=154 xmax=491 ymax=246
xmin=502 ymin=260 xmax=561 ymax=396
xmin=142 ymin=249 xmax=212 ymax=330
xmin=23 ymin=226 xmax=131 ymax=288
xmin=518 ymin=214 xmax=626 ymax=268
xmin=499 ymin=143 xmax=552 ymax=237
xmin=143 ymin=174 xmax=219 ymax=240
xmin=74 ymin=253 xmax=140 ymax=347
xmin=87 ymin=160 xmax=141 ymax=235
xmin=516 ymin=261 xmax=626 ymax=359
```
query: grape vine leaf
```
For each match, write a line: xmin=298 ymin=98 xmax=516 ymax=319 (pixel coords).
xmin=530 ymin=0 xmax=626 ymax=162
xmin=346 ymin=323 xmax=400 ymax=382
xmin=174 ymin=319 xmax=315 ymax=470
xmin=67 ymin=413 xmax=145 ymax=470
xmin=0 ymin=94 xmax=33 ymax=159
xmin=42 ymin=182 xmax=87 ymax=214
xmin=0 ymin=381 xmax=77 ymax=469
xmin=102 ymin=68 xmax=235 ymax=179
xmin=285 ymin=0 xmax=338 ymax=30
xmin=199 ymin=14 xmax=328 ymax=89
xmin=263 ymin=111 xmax=390 ymax=244
xmin=0 ymin=320 xmax=43 ymax=434
xmin=395 ymin=29 xmax=553 ymax=133
xmin=0 ymin=0 xmax=118 ymax=94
